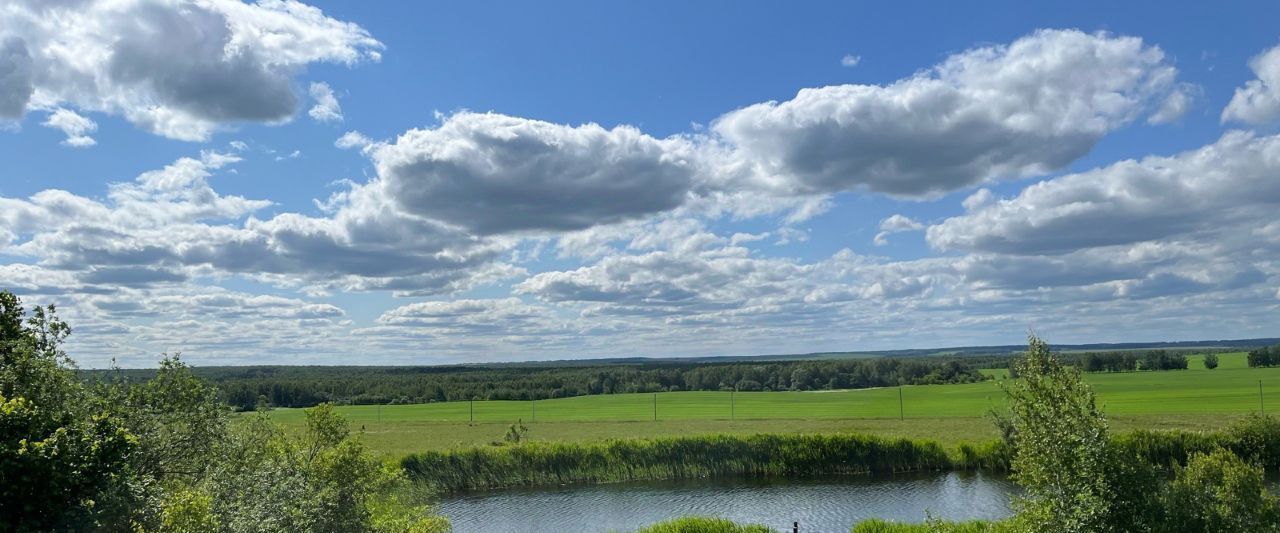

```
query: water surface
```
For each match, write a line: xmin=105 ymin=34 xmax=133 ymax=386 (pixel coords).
xmin=439 ymin=472 xmax=1016 ymax=532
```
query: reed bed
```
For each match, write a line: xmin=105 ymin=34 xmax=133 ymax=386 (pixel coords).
xmin=402 ymin=433 xmax=952 ymax=492
xmin=401 ymin=414 xmax=1280 ymax=493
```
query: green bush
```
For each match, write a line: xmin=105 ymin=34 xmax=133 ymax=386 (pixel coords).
xmin=1163 ymin=448 xmax=1280 ymax=532
xmin=1225 ymin=413 xmax=1280 ymax=468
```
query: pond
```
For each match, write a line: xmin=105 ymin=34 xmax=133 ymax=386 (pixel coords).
xmin=438 ymin=471 xmax=1017 ymax=532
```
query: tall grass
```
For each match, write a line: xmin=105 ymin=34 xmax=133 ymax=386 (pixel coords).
xmin=402 ymin=433 xmax=952 ymax=492
xmin=400 ymin=415 xmax=1280 ymax=494
xmin=1115 ymin=413 xmax=1280 ymax=469
xmin=631 ymin=517 xmax=774 ymax=533
xmin=850 ymin=519 xmax=1010 ymax=532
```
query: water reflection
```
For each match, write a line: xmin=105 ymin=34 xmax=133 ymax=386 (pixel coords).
xmin=439 ymin=471 xmax=1016 ymax=532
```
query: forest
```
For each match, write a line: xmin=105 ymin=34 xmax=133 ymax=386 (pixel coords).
xmin=95 ymin=357 xmax=988 ymax=411
xmin=93 ymin=348 xmax=1236 ymax=411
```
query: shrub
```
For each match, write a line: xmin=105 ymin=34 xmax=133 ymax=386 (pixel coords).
xmin=1225 ymin=413 xmax=1280 ymax=468
xmin=1163 ymin=448 xmax=1280 ymax=532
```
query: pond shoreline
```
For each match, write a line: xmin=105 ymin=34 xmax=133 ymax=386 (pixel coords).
xmin=438 ymin=471 xmax=1018 ymax=533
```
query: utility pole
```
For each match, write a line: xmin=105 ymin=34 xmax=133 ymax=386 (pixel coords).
xmin=470 ymin=398 xmax=475 ymax=423
xmin=898 ymin=385 xmax=904 ymax=421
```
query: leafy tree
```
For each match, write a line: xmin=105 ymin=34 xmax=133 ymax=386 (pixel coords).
xmin=0 ymin=291 xmax=140 ymax=532
xmin=200 ymin=404 xmax=448 ymax=532
xmin=1001 ymin=335 xmax=1113 ymax=532
xmin=2 ymin=290 xmax=450 ymax=532
xmin=1163 ymin=448 xmax=1280 ymax=532
xmin=1204 ymin=353 xmax=1220 ymax=370
xmin=97 ymin=354 xmax=229 ymax=483
xmin=1248 ymin=345 xmax=1279 ymax=368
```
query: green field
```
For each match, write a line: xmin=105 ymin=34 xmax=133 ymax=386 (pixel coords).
xmin=267 ymin=352 xmax=1273 ymax=456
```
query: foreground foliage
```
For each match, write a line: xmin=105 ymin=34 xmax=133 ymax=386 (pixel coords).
xmin=0 ymin=291 xmax=449 ymax=532
xmin=876 ymin=335 xmax=1280 ymax=533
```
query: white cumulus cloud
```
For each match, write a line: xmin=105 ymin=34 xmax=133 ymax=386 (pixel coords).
xmin=308 ymin=81 xmax=343 ymax=122
xmin=42 ymin=108 xmax=97 ymax=147
xmin=0 ymin=0 xmax=381 ymax=140
xmin=873 ymin=214 xmax=924 ymax=246
xmin=714 ymin=29 xmax=1185 ymax=198
xmin=1222 ymin=43 xmax=1280 ymax=125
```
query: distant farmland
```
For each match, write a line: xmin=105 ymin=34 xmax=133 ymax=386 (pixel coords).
xmin=266 ymin=352 xmax=1277 ymax=456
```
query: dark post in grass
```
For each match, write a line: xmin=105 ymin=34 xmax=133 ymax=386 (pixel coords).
xmin=731 ymin=387 xmax=735 ymax=421
xmin=653 ymin=393 xmax=657 ymax=421
xmin=1261 ymin=380 xmax=1266 ymax=416
xmin=470 ymin=397 xmax=475 ymax=423
xmin=532 ymin=399 xmax=536 ymax=423
xmin=898 ymin=385 xmax=904 ymax=421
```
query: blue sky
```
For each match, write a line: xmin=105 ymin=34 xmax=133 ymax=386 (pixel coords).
xmin=1 ymin=0 xmax=1279 ymax=366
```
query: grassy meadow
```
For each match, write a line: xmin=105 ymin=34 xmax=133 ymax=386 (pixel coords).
xmin=266 ymin=352 xmax=1273 ymax=456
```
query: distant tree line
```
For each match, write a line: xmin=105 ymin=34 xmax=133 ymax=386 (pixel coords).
xmin=1248 ymin=344 xmax=1280 ymax=367
xmin=96 ymin=358 xmax=988 ymax=410
xmin=975 ymin=350 xmax=1201 ymax=378
xmin=1078 ymin=350 xmax=1189 ymax=372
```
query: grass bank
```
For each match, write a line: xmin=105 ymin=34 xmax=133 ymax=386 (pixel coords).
xmin=402 ymin=433 xmax=954 ymax=492
xmin=401 ymin=414 xmax=1280 ymax=494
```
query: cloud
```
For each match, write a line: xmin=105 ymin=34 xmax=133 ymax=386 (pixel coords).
xmin=8 ymin=27 xmax=1278 ymax=363
xmin=961 ymin=188 xmax=995 ymax=211
xmin=1222 ymin=44 xmax=1280 ymax=125
xmin=308 ymin=81 xmax=343 ymax=122
xmin=0 ymin=37 xmax=33 ymax=120
xmin=840 ymin=54 xmax=861 ymax=67
xmin=42 ymin=107 xmax=97 ymax=147
xmin=714 ymin=29 xmax=1184 ymax=198
xmin=344 ymin=29 xmax=1190 ymax=239
xmin=376 ymin=298 xmax=564 ymax=336
xmin=516 ymin=231 xmax=938 ymax=322
xmin=371 ymin=111 xmax=701 ymax=235
xmin=0 ymin=0 xmax=381 ymax=140
xmin=0 ymin=150 xmax=519 ymax=297
xmin=1148 ymin=84 xmax=1196 ymax=124
xmin=335 ymin=130 xmax=373 ymax=150
xmin=927 ymin=131 xmax=1280 ymax=255
xmin=873 ymin=214 xmax=923 ymax=246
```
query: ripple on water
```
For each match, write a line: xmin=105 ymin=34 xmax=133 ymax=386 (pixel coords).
xmin=438 ymin=472 xmax=1018 ymax=533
